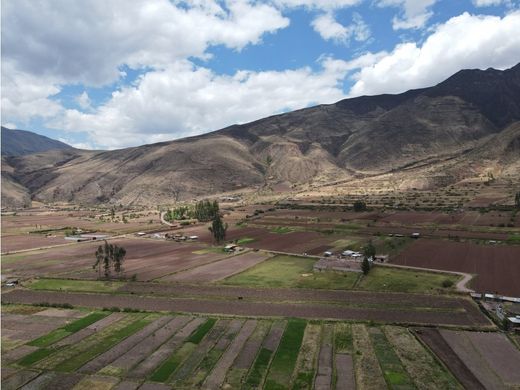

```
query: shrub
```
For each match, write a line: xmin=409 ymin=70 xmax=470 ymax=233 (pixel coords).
xmin=441 ymin=279 xmax=454 ymax=288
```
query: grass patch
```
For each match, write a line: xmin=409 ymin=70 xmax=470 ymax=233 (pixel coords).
xmin=334 ymin=323 xmax=353 ymax=353
xmin=269 ymin=226 xmax=295 ymax=234
xmin=150 ymin=342 xmax=197 ymax=382
xmin=383 ymin=326 xmax=460 ymax=389
xmin=187 ymin=318 xmax=217 ymax=344
xmin=369 ymin=328 xmax=416 ymax=389
xmin=507 ymin=234 xmax=520 ymax=244
xmin=236 ymin=237 xmax=256 ymax=245
xmin=28 ymin=278 xmax=123 ymax=293
xmin=245 ymin=348 xmax=273 ymax=388
xmin=28 ymin=312 xmax=108 ymax=347
xmin=18 ymin=348 xmax=54 ymax=366
xmin=264 ymin=319 xmax=307 ymax=390
xmin=1 ymin=304 xmax=45 ymax=315
xmin=356 ymin=266 xmax=460 ymax=294
xmin=54 ymin=316 xmax=150 ymax=372
xmin=222 ymin=255 xmax=359 ymax=289
xmin=192 ymin=248 xmax=224 ymax=255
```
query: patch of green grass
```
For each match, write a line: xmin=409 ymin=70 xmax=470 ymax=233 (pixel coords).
xmin=291 ymin=371 xmax=315 ymax=390
xmin=269 ymin=226 xmax=295 ymax=234
xmin=236 ymin=237 xmax=256 ymax=245
xmin=150 ymin=342 xmax=197 ymax=382
xmin=357 ymin=267 xmax=460 ymax=294
xmin=245 ymin=348 xmax=273 ymax=388
xmin=187 ymin=318 xmax=217 ymax=344
xmin=18 ymin=348 xmax=54 ymax=366
xmin=334 ymin=323 xmax=353 ymax=353
xmin=28 ymin=312 xmax=108 ymax=347
xmin=28 ymin=278 xmax=123 ymax=293
xmin=507 ymin=234 xmax=520 ymax=244
xmin=55 ymin=316 xmax=151 ymax=372
xmin=264 ymin=319 xmax=307 ymax=390
xmin=192 ymin=248 xmax=225 ymax=255
xmin=222 ymin=255 xmax=359 ymax=289
xmin=370 ymin=328 xmax=416 ymax=389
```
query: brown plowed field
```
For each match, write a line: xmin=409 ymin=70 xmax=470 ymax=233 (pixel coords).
xmin=414 ymin=328 xmax=485 ymax=390
xmin=117 ymin=282 xmax=479 ymax=310
xmin=2 ymin=289 xmax=491 ymax=327
xmin=2 ymin=238 xmax=232 ymax=281
xmin=159 ymin=251 xmax=271 ymax=282
xmin=393 ymin=239 xmax=520 ymax=296
xmin=440 ymin=330 xmax=520 ymax=387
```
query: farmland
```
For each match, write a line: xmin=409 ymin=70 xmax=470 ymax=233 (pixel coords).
xmin=3 ymin=303 xmax=513 ymax=390
xmin=2 ymin=200 xmax=520 ymax=389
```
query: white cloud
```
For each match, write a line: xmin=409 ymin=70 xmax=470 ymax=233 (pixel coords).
xmin=312 ymin=12 xmax=370 ymax=43
xmin=1 ymin=0 xmax=289 ymax=87
xmin=1 ymin=0 xmax=290 ymax=133
xmin=75 ymin=92 xmax=92 ymax=110
xmin=378 ymin=0 xmax=438 ymax=29
xmin=273 ymin=0 xmax=361 ymax=10
xmin=345 ymin=11 xmax=520 ymax=96
xmin=48 ymin=60 xmax=348 ymax=149
xmin=0 ymin=61 xmax=62 ymax=126
xmin=472 ymin=0 xmax=505 ymax=6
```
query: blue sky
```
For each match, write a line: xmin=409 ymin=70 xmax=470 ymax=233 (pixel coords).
xmin=1 ymin=0 xmax=519 ymax=150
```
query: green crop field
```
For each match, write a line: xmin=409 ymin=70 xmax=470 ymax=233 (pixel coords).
xmin=222 ymin=254 xmax=459 ymax=293
xmin=28 ymin=278 xmax=123 ymax=293
xmin=4 ymin=304 xmax=487 ymax=389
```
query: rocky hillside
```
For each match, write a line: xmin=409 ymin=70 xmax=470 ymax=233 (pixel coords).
xmin=1 ymin=127 xmax=74 ymax=156
xmin=2 ymin=64 xmax=519 ymax=207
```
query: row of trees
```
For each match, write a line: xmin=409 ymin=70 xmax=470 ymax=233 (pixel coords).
xmin=166 ymin=200 xmax=220 ymax=222
xmin=93 ymin=241 xmax=127 ymax=279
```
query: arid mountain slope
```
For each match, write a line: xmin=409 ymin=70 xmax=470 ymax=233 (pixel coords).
xmin=1 ymin=127 xmax=74 ymax=156
xmin=3 ymin=64 xmax=520 ymax=207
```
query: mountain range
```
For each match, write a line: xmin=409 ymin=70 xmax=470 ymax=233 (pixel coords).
xmin=2 ymin=64 xmax=519 ymax=208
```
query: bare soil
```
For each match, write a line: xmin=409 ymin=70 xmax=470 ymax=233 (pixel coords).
xmin=2 ymin=289 xmax=488 ymax=327
xmin=393 ymin=239 xmax=520 ymax=295
xmin=414 ymin=328 xmax=485 ymax=390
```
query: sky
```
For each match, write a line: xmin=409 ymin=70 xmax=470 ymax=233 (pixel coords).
xmin=1 ymin=0 xmax=520 ymax=150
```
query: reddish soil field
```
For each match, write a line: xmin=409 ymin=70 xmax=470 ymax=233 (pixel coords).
xmin=2 ymin=289 xmax=490 ymax=327
xmin=1 ymin=210 xmax=163 ymax=252
xmin=1 ymin=234 xmax=71 ymax=253
xmin=224 ymin=226 xmax=338 ymax=254
xmin=414 ymin=328 xmax=485 ymax=390
xmin=159 ymin=251 xmax=271 ymax=282
xmin=440 ymin=330 xmax=520 ymax=388
xmin=2 ymin=238 xmax=232 ymax=281
xmin=393 ymin=239 xmax=520 ymax=296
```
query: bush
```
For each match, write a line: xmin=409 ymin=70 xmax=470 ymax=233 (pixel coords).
xmin=441 ymin=279 xmax=454 ymax=288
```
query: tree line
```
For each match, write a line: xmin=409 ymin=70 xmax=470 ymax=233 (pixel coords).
xmin=93 ymin=241 xmax=127 ymax=279
xmin=166 ymin=200 xmax=220 ymax=222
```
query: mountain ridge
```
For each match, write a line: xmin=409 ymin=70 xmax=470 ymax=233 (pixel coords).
xmin=2 ymin=64 xmax=519 ymax=207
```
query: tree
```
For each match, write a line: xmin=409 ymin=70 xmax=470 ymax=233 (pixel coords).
xmin=361 ymin=256 xmax=371 ymax=275
xmin=515 ymin=191 xmax=520 ymax=209
xmin=353 ymin=200 xmax=367 ymax=212
xmin=363 ymin=240 xmax=376 ymax=260
xmin=209 ymin=213 xmax=228 ymax=244
xmin=93 ymin=240 xmax=127 ymax=279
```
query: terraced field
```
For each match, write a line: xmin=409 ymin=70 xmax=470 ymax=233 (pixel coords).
xmin=2 ymin=304 xmax=472 ymax=390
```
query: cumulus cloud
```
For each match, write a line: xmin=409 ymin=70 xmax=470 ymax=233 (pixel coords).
xmin=378 ymin=0 xmax=438 ymax=29
xmin=75 ymin=92 xmax=92 ymax=110
xmin=273 ymin=0 xmax=361 ymax=10
xmin=312 ymin=12 xmax=370 ymax=43
xmin=48 ymin=60 xmax=348 ymax=149
xmin=345 ymin=11 xmax=520 ymax=96
xmin=1 ymin=0 xmax=289 ymax=87
xmin=472 ymin=0 xmax=506 ymax=5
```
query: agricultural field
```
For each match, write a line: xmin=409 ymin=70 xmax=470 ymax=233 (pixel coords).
xmin=3 ymin=303 xmax=508 ymax=390
xmin=393 ymin=239 xmax=520 ymax=296
xmin=2 ymin=201 xmax=519 ymax=389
